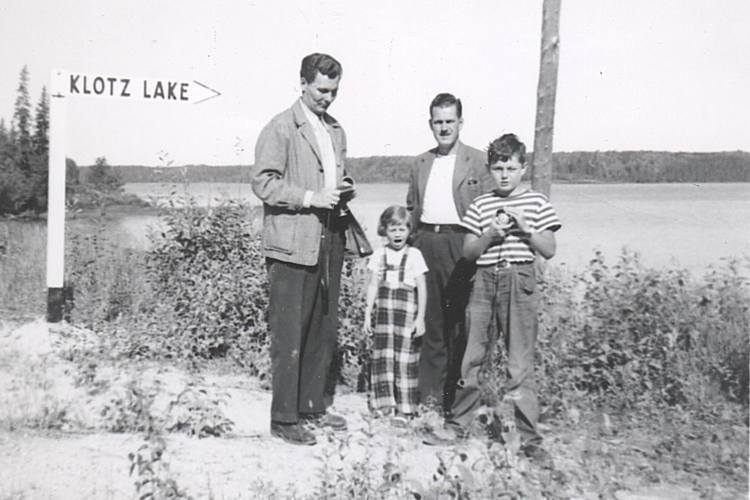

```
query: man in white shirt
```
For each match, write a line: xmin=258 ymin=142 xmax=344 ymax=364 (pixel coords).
xmin=252 ymin=53 xmax=353 ymax=446
xmin=406 ymin=93 xmax=495 ymax=415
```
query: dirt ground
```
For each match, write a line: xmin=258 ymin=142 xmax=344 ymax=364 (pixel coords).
xmin=0 ymin=319 xmax=742 ymax=499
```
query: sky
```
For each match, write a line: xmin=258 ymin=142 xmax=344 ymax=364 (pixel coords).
xmin=0 ymin=0 xmax=748 ymax=166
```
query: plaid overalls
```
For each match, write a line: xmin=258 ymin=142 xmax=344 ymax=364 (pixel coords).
xmin=370 ymin=249 xmax=421 ymax=414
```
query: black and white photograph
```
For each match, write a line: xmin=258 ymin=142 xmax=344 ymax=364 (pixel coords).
xmin=0 ymin=1 xmax=748 ymax=498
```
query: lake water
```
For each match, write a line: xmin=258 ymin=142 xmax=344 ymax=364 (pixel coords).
xmin=123 ymin=182 xmax=750 ymax=275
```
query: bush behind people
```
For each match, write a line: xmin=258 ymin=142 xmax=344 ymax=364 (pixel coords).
xmin=61 ymin=199 xmax=748 ymax=416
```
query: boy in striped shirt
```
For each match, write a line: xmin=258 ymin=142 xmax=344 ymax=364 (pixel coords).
xmin=449 ymin=133 xmax=561 ymax=464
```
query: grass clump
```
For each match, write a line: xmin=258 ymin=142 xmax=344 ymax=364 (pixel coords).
xmin=0 ymin=220 xmax=46 ymax=319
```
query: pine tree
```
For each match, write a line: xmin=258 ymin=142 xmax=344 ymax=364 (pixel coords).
xmin=32 ymin=86 xmax=49 ymax=157
xmin=12 ymin=65 xmax=32 ymax=172
xmin=27 ymin=85 xmax=51 ymax=211
xmin=0 ymin=119 xmax=7 ymax=151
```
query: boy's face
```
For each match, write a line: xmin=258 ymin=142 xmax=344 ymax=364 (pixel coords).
xmin=489 ymin=153 xmax=526 ymax=197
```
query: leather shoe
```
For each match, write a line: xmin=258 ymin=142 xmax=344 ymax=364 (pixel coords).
xmin=520 ymin=442 xmax=553 ymax=469
xmin=270 ymin=421 xmax=317 ymax=446
xmin=422 ymin=422 xmax=464 ymax=446
xmin=300 ymin=412 xmax=348 ymax=431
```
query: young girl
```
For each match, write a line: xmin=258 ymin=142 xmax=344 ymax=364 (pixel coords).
xmin=364 ymin=205 xmax=428 ymax=423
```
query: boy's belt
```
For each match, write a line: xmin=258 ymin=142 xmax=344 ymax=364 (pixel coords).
xmin=419 ymin=223 xmax=463 ymax=234
xmin=495 ymin=259 xmax=534 ymax=269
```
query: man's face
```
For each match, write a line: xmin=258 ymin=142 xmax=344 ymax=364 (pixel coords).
xmin=429 ymin=105 xmax=463 ymax=153
xmin=489 ymin=153 xmax=526 ymax=197
xmin=301 ymin=72 xmax=340 ymax=115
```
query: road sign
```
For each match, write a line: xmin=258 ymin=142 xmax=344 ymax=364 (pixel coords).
xmin=45 ymin=69 xmax=221 ymax=321
xmin=62 ymin=70 xmax=221 ymax=104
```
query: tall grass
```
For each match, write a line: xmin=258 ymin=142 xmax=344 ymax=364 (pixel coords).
xmin=0 ymin=220 xmax=46 ymax=319
xmin=1 ymin=202 xmax=748 ymax=417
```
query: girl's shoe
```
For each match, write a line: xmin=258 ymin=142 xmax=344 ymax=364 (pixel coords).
xmin=372 ymin=408 xmax=394 ymax=419
xmin=390 ymin=415 xmax=409 ymax=428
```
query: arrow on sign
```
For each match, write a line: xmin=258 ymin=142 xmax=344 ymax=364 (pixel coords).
xmin=190 ymin=80 xmax=221 ymax=104
xmin=60 ymin=70 xmax=221 ymax=104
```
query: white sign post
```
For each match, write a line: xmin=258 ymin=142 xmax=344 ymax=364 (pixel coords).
xmin=45 ymin=69 xmax=220 ymax=322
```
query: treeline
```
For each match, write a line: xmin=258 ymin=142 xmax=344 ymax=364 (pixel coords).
xmin=553 ymin=150 xmax=750 ymax=183
xmin=0 ymin=66 xmax=50 ymax=214
xmin=0 ymin=66 xmax=142 ymax=216
xmin=102 ymin=151 xmax=750 ymax=184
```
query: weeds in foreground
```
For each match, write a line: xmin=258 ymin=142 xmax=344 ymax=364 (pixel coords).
xmin=129 ymin=432 xmax=193 ymax=500
xmin=0 ymin=220 xmax=46 ymax=319
xmin=165 ymin=379 xmax=234 ymax=438
xmin=1 ymin=198 xmax=748 ymax=497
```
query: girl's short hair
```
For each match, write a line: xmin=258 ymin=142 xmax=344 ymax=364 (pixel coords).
xmin=377 ymin=205 xmax=412 ymax=237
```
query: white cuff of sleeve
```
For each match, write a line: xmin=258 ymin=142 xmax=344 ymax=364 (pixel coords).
xmin=302 ymin=190 xmax=314 ymax=208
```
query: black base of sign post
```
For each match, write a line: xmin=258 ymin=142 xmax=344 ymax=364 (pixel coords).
xmin=47 ymin=287 xmax=65 ymax=323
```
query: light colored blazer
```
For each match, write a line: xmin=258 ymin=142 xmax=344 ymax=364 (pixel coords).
xmin=406 ymin=142 xmax=494 ymax=231
xmin=252 ymin=100 xmax=348 ymax=265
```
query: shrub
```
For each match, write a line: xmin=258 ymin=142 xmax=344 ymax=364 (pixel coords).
xmin=534 ymin=251 xmax=749 ymax=414
xmin=141 ymin=197 xmax=269 ymax=370
xmin=333 ymin=258 xmax=370 ymax=392
xmin=66 ymin=218 xmax=152 ymax=328
xmin=62 ymin=198 xmax=748 ymax=421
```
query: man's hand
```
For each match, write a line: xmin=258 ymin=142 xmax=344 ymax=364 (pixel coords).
xmin=337 ymin=181 xmax=356 ymax=203
xmin=310 ymin=188 xmax=342 ymax=209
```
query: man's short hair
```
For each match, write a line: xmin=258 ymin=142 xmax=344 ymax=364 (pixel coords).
xmin=300 ymin=53 xmax=342 ymax=83
xmin=429 ymin=93 xmax=462 ymax=118
xmin=487 ymin=133 xmax=527 ymax=165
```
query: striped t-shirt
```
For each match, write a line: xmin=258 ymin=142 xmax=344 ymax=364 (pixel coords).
xmin=460 ymin=189 xmax=562 ymax=267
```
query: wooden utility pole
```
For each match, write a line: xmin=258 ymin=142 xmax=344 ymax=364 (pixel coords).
xmin=532 ymin=0 xmax=561 ymax=198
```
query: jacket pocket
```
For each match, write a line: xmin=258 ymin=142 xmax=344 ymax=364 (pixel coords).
xmin=263 ymin=213 xmax=297 ymax=254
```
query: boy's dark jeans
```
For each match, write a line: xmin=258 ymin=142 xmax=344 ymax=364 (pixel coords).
xmin=450 ymin=262 xmax=542 ymax=444
xmin=266 ymin=228 xmax=344 ymax=424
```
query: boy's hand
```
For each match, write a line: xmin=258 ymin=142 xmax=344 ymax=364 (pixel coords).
xmin=503 ymin=207 xmax=532 ymax=235
xmin=413 ymin=318 xmax=425 ymax=338
xmin=487 ymin=216 xmax=513 ymax=241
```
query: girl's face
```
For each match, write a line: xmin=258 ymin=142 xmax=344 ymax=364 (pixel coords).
xmin=385 ymin=222 xmax=409 ymax=250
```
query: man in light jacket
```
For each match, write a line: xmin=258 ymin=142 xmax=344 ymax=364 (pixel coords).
xmin=252 ymin=52 xmax=353 ymax=446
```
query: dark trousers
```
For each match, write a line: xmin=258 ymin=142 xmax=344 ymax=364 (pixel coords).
xmin=266 ymin=227 xmax=344 ymax=423
xmin=413 ymin=229 xmax=474 ymax=412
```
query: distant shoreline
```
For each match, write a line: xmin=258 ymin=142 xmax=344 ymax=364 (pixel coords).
xmin=71 ymin=150 xmax=750 ymax=184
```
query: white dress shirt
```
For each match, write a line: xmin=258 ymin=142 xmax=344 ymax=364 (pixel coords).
xmin=420 ymin=154 xmax=461 ymax=224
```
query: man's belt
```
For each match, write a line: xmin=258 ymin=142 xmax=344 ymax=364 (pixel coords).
xmin=418 ymin=223 xmax=463 ymax=234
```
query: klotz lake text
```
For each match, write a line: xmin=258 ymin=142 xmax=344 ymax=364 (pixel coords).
xmin=68 ymin=74 xmax=189 ymax=101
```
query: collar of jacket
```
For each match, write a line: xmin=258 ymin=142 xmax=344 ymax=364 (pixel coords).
xmin=426 ymin=141 xmax=470 ymax=160
xmin=291 ymin=99 xmax=341 ymax=130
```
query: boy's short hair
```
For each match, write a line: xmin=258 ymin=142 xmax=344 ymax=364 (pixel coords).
xmin=300 ymin=53 xmax=342 ymax=83
xmin=487 ymin=133 xmax=526 ymax=165
xmin=377 ymin=205 xmax=412 ymax=237
xmin=429 ymin=93 xmax=462 ymax=118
